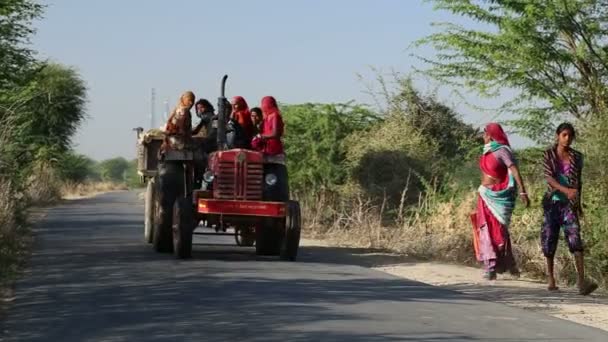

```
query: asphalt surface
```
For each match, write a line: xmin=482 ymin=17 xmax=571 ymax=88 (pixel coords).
xmin=1 ymin=191 xmax=608 ymax=342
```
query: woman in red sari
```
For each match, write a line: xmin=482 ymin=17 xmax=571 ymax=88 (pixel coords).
xmin=230 ymin=96 xmax=254 ymax=144
xmin=474 ymin=123 xmax=529 ymax=280
xmin=257 ymin=96 xmax=289 ymax=200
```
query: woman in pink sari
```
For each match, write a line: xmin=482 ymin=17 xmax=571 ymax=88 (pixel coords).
xmin=474 ymin=123 xmax=530 ymax=280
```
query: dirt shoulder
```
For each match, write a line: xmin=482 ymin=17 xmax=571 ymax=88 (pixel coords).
xmin=301 ymin=238 xmax=608 ymax=332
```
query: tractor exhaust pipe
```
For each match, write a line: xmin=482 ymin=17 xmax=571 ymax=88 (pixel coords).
xmin=216 ymin=74 xmax=228 ymax=151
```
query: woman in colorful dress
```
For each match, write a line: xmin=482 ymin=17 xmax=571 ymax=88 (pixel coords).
xmin=475 ymin=123 xmax=529 ymax=280
xmin=541 ymin=123 xmax=597 ymax=295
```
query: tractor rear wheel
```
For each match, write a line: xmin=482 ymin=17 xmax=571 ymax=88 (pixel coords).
xmin=153 ymin=162 xmax=183 ymax=253
xmin=153 ymin=179 xmax=173 ymax=253
xmin=280 ymin=201 xmax=301 ymax=261
xmin=172 ymin=197 xmax=194 ymax=259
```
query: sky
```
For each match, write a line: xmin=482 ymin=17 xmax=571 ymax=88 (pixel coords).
xmin=31 ymin=0 xmax=527 ymax=161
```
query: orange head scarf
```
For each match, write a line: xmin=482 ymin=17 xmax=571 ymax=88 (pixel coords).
xmin=231 ymin=96 xmax=253 ymax=138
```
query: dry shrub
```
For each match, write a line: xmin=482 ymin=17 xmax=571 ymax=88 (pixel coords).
xmin=24 ymin=161 xmax=62 ymax=205
xmin=299 ymin=187 xmax=476 ymax=260
xmin=61 ymin=181 xmax=127 ymax=199
xmin=0 ymin=180 xmax=29 ymax=285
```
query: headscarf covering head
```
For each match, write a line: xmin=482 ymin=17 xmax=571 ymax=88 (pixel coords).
xmin=231 ymin=96 xmax=249 ymax=111
xmin=261 ymin=96 xmax=280 ymax=116
xmin=179 ymin=91 xmax=195 ymax=109
xmin=485 ymin=122 xmax=510 ymax=146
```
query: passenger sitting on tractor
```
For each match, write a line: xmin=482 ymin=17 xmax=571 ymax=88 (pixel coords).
xmin=250 ymin=107 xmax=264 ymax=151
xmin=192 ymin=99 xmax=215 ymax=136
xmin=160 ymin=91 xmax=196 ymax=155
xmin=257 ymin=95 xmax=289 ymax=200
xmin=192 ymin=98 xmax=217 ymax=189
xmin=231 ymin=96 xmax=254 ymax=143
xmin=192 ymin=99 xmax=219 ymax=153
xmin=225 ymin=97 xmax=251 ymax=150
xmin=250 ymin=107 xmax=263 ymax=134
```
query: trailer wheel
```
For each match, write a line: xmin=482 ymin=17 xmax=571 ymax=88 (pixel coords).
xmin=255 ymin=219 xmax=282 ymax=256
xmin=280 ymin=201 xmax=301 ymax=261
xmin=144 ymin=177 xmax=156 ymax=244
xmin=172 ymin=197 xmax=194 ymax=259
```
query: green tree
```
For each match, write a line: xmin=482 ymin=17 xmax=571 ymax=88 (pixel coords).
xmin=416 ymin=0 xmax=608 ymax=141
xmin=14 ymin=63 xmax=88 ymax=153
xmin=388 ymin=77 xmax=480 ymax=160
xmin=0 ymin=0 xmax=45 ymax=89
xmin=124 ymin=159 xmax=142 ymax=188
xmin=0 ymin=0 xmax=45 ymax=180
xmin=282 ymin=103 xmax=380 ymax=192
xmin=344 ymin=77 xmax=477 ymax=205
xmin=97 ymin=157 xmax=130 ymax=183
xmin=58 ymin=152 xmax=99 ymax=183
xmin=0 ymin=63 xmax=87 ymax=186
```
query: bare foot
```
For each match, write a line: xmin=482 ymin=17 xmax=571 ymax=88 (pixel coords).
xmin=548 ymin=278 xmax=558 ymax=291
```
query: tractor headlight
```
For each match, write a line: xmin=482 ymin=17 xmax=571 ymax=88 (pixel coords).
xmin=203 ymin=171 xmax=215 ymax=183
xmin=265 ymin=173 xmax=278 ymax=186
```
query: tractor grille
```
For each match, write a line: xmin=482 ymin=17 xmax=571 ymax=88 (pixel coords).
xmin=216 ymin=160 xmax=263 ymax=200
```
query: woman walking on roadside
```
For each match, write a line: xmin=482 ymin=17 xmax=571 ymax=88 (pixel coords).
xmin=541 ymin=123 xmax=597 ymax=295
xmin=474 ymin=123 xmax=529 ymax=280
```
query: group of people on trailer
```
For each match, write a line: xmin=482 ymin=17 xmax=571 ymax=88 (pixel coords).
xmin=475 ymin=122 xmax=597 ymax=296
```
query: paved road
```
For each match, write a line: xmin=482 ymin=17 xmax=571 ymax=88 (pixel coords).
xmin=1 ymin=191 xmax=607 ymax=342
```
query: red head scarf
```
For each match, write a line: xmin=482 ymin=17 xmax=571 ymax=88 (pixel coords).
xmin=261 ymin=96 xmax=280 ymax=117
xmin=231 ymin=96 xmax=253 ymax=138
xmin=485 ymin=123 xmax=510 ymax=146
xmin=232 ymin=96 xmax=249 ymax=112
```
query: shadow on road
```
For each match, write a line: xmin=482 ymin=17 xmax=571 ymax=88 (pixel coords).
xmin=2 ymin=192 xmax=604 ymax=341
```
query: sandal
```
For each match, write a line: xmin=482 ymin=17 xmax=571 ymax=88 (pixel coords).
xmin=483 ymin=271 xmax=497 ymax=281
xmin=509 ymin=268 xmax=521 ymax=279
xmin=578 ymin=281 xmax=598 ymax=296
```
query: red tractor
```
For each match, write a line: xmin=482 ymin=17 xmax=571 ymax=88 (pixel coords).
xmin=135 ymin=75 xmax=301 ymax=261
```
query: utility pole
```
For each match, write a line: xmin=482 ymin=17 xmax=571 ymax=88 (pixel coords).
xmin=163 ymin=99 xmax=170 ymax=122
xmin=150 ymin=88 xmax=156 ymax=129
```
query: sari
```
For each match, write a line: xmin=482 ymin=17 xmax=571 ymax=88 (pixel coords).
xmin=474 ymin=140 xmax=517 ymax=277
